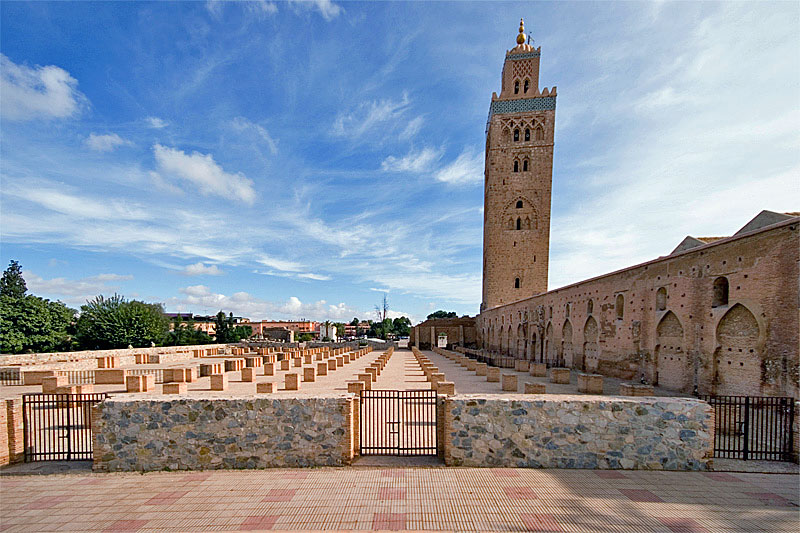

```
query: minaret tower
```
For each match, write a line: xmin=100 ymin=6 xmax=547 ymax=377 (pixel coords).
xmin=481 ymin=19 xmax=556 ymax=311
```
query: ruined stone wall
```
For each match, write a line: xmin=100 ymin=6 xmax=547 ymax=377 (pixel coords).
xmin=92 ymin=394 xmax=355 ymax=471
xmin=0 ymin=343 xmax=232 ymax=368
xmin=478 ymin=220 xmax=799 ymax=398
xmin=443 ymin=395 xmax=713 ymax=470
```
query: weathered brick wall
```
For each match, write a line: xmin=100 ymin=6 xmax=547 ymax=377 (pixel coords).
xmin=478 ymin=220 xmax=799 ymax=398
xmin=443 ymin=395 xmax=713 ymax=470
xmin=2 ymin=399 xmax=24 ymax=466
xmin=93 ymin=394 xmax=355 ymax=472
xmin=0 ymin=343 xmax=233 ymax=367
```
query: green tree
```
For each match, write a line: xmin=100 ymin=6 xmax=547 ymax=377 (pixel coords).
xmin=349 ymin=317 xmax=359 ymax=326
xmin=213 ymin=311 xmax=252 ymax=342
xmin=335 ymin=322 xmax=345 ymax=338
xmin=297 ymin=332 xmax=313 ymax=342
xmin=0 ymin=294 xmax=76 ymax=353
xmin=0 ymin=260 xmax=27 ymax=299
xmin=164 ymin=314 xmax=214 ymax=346
xmin=392 ymin=316 xmax=412 ymax=337
xmin=75 ymin=294 xmax=169 ymax=349
xmin=427 ymin=310 xmax=457 ymax=320
xmin=0 ymin=261 xmax=76 ymax=354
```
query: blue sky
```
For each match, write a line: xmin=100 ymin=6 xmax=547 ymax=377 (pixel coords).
xmin=1 ymin=1 xmax=798 ymax=324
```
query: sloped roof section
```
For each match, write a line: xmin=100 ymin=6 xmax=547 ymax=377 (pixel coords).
xmin=671 ymin=236 xmax=707 ymax=255
xmin=734 ymin=210 xmax=798 ymax=236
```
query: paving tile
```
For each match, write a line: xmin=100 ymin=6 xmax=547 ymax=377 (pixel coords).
xmin=520 ymin=512 xmax=563 ymax=532
xmin=373 ymin=512 xmax=407 ymax=530
xmin=619 ymin=488 xmax=664 ymax=502
xmin=102 ymin=519 xmax=148 ymax=532
xmin=377 ymin=488 xmax=406 ymax=500
xmin=238 ymin=515 xmax=279 ymax=531
xmin=502 ymin=486 xmax=537 ymax=500
xmin=744 ymin=492 xmax=796 ymax=506
xmin=594 ymin=470 xmax=628 ymax=479
xmin=143 ymin=491 xmax=188 ymax=505
xmin=24 ymin=496 xmax=71 ymax=510
xmin=657 ymin=517 xmax=710 ymax=533
xmin=262 ymin=489 xmax=297 ymax=502
xmin=702 ymin=472 xmax=743 ymax=482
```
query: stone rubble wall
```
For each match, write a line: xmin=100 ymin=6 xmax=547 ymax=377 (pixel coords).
xmin=92 ymin=394 xmax=354 ymax=472
xmin=444 ymin=395 xmax=713 ymax=470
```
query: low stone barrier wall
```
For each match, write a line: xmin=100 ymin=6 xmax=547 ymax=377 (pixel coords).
xmin=443 ymin=395 xmax=713 ymax=470
xmin=93 ymin=394 xmax=354 ymax=471
xmin=0 ymin=343 xmax=232 ymax=367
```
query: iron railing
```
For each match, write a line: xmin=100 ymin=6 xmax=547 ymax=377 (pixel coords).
xmin=0 ymin=369 xmax=23 ymax=386
xmin=360 ymin=390 xmax=437 ymax=456
xmin=702 ymin=395 xmax=794 ymax=461
xmin=22 ymin=393 xmax=108 ymax=462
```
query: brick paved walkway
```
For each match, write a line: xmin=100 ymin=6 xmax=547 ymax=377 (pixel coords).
xmin=373 ymin=350 xmax=431 ymax=391
xmin=1 ymin=468 xmax=796 ymax=532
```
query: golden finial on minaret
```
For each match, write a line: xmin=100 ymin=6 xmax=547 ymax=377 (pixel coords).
xmin=516 ymin=18 xmax=526 ymax=45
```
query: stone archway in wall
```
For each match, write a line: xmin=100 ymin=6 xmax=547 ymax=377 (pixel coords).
xmin=517 ymin=324 xmax=525 ymax=358
xmin=561 ymin=320 xmax=573 ymax=368
xmin=530 ymin=332 xmax=538 ymax=361
xmin=583 ymin=316 xmax=598 ymax=372
xmin=544 ymin=322 xmax=554 ymax=363
xmin=655 ymin=311 xmax=686 ymax=392
xmin=713 ymin=303 xmax=761 ymax=396
xmin=507 ymin=325 xmax=513 ymax=356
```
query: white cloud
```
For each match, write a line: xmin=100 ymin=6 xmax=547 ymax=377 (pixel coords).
xmin=381 ymin=147 xmax=442 ymax=173
xmin=290 ymin=0 xmax=342 ymax=21
xmin=85 ymin=133 xmax=132 ymax=152
xmin=333 ymin=93 xmax=410 ymax=139
xmin=207 ymin=0 xmax=277 ymax=18
xmin=400 ymin=116 xmax=425 ymax=141
xmin=23 ymin=270 xmax=133 ymax=307
xmin=230 ymin=116 xmax=278 ymax=154
xmin=370 ymin=287 xmax=390 ymax=293
xmin=434 ymin=148 xmax=484 ymax=185
xmin=145 ymin=116 xmax=168 ymax=129
xmin=256 ymin=254 xmax=304 ymax=272
xmin=0 ymin=54 xmax=87 ymax=120
xmin=152 ymin=144 xmax=256 ymax=204
xmin=4 ymin=183 xmax=150 ymax=221
xmin=181 ymin=262 xmax=224 ymax=276
xmin=171 ymin=285 xmax=358 ymax=321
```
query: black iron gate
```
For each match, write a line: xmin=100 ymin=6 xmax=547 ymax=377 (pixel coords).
xmin=703 ymin=396 xmax=794 ymax=461
xmin=22 ymin=393 xmax=108 ymax=462
xmin=360 ymin=390 xmax=437 ymax=456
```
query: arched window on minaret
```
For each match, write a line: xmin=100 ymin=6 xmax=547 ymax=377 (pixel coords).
xmin=524 ymin=216 xmax=531 ymax=229
xmin=524 ymin=128 xmax=530 ymax=141
xmin=516 ymin=217 xmax=521 ymax=230
xmin=514 ymin=80 xmax=520 ymax=94
xmin=515 ymin=278 xmax=520 ymax=289
xmin=523 ymin=159 xmax=528 ymax=171
xmin=513 ymin=129 xmax=519 ymax=141
xmin=513 ymin=160 xmax=519 ymax=173
xmin=535 ymin=124 xmax=544 ymax=140
xmin=524 ymin=79 xmax=530 ymax=93
xmin=516 ymin=200 xmax=523 ymax=209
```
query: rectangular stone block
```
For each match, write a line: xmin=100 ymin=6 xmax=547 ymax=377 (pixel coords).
xmin=55 ymin=385 xmax=78 ymax=394
xmin=466 ymin=360 xmax=478 ymax=371
xmin=577 ymin=373 xmax=604 ymax=394
xmin=501 ymin=374 xmax=518 ymax=392
xmin=141 ymin=374 xmax=155 ymax=392
xmin=95 ymin=369 xmax=127 ymax=385
xmin=199 ymin=363 xmax=222 ymax=377
xmin=524 ymin=382 xmax=546 ymax=394
xmin=347 ymin=381 xmax=364 ymax=394
xmin=42 ymin=376 xmax=67 ymax=393
xmin=619 ymin=383 xmax=655 ymax=396
xmin=476 ymin=363 xmax=488 ymax=376
xmin=358 ymin=373 xmax=372 ymax=390
xmin=293 ymin=357 xmax=302 ymax=368
xmin=430 ymin=373 xmax=446 ymax=386
xmin=436 ymin=381 xmax=455 ymax=395
xmin=343 ymin=354 xmax=350 ymax=364
xmin=241 ymin=367 xmax=256 ymax=382
xmin=75 ymin=384 xmax=94 ymax=394
xmin=225 ymin=359 xmax=244 ymax=372
xmin=336 ymin=356 xmax=344 ymax=367
xmin=210 ymin=373 xmax=228 ymax=391
xmin=317 ymin=362 xmax=328 ymax=376
xmin=530 ymin=363 xmax=547 ymax=377
xmin=549 ymin=368 xmax=571 ymax=384
xmin=22 ymin=370 xmax=56 ymax=386
xmin=303 ymin=367 xmax=315 ymax=382
xmin=280 ymin=359 xmax=290 ymax=371
xmin=163 ymin=383 xmax=187 ymax=394
xmin=365 ymin=367 xmax=377 ymax=381
xmin=263 ymin=363 xmax=275 ymax=376
xmin=256 ymin=382 xmax=273 ymax=393
xmin=328 ymin=359 xmax=337 ymax=371
xmin=315 ymin=353 xmax=323 ymax=361
xmin=285 ymin=373 xmax=299 ymax=391
xmin=514 ymin=360 xmax=530 ymax=372
xmin=245 ymin=357 xmax=262 ymax=368
xmin=126 ymin=375 xmax=143 ymax=393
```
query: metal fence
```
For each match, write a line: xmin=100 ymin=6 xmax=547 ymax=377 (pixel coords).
xmin=126 ymin=368 xmax=165 ymax=384
xmin=702 ymin=395 xmax=795 ymax=461
xmin=0 ymin=369 xmax=23 ymax=386
xmin=22 ymin=393 xmax=108 ymax=462
xmin=360 ymin=390 xmax=438 ymax=456
xmin=56 ymin=370 xmax=96 ymax=385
